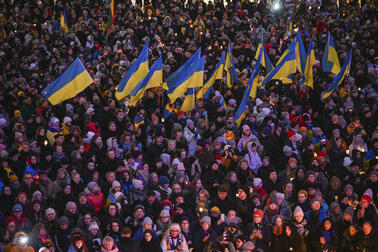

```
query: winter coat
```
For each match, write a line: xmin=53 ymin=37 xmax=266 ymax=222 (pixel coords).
xmin=133 ymin=227 xmax=160 ymax=244
xmin=341 ymin=230 xmax=363 ymax=252
xmin=128 ymin=188 xmax=146 ymax=207
xmin=193 ymin=228 xmax=217 ymax=252
xmin=362 ymin=229 xmax=377 ymax=252
xmin=117 ymin=237 xmax=141 ymax=252
xmin=246 ymin=221 xmax=272 ymax=251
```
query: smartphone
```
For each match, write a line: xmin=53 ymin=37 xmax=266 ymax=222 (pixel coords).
xmin=220 ymin=213 xmax=225 ymax=221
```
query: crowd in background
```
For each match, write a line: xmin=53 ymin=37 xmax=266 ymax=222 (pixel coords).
xmin=0 ymin=0 xmax=377 ymax=251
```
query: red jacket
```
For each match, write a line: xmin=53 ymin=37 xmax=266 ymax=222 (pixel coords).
xmin=87 ymin=192 xmax=105 ymax=213
xmin=6 ymin=212 xmax=28 ymax=227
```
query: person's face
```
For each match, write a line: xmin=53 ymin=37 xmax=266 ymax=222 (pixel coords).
xmin=109 ymin=123 xmax=116 ymax=131
xmin=362 ymin=222 xmax=372 ymax=235
xmin=47 ymin=212 xmax=55 ymax=221
xmin=24 ymin=174 xmax=33 ymax=185
xmin=360 ymin=199 xmax=369 ymax=208
xmin=254 ymin=215 xmax=262 ymax=224
xmin=312 ymin=201 xmax=321 ymax=211
xmin=241 ymin=161 xmax=248 ymax=170
xmin=39 ymin=227 xmax=46 ymax=236
xmin=199 ymin=192 xmax=206 ymax=201
xmin=104 ymin=240 xmax=114 ymax=250
xmin=33 ymin=203 xmax=41 ymax=212
xmin=161 ymin=215 xmax=170 ymax=223
xmin=170 ymin=228 xmax=179 ymax=238
xmin=112 ymin=222 xmax=119 ymax=232
xmin=73 ymin=174 xmax=80 ymax=183
xmin=228 ymin=210 xmax=236 ymax=219
xmin=107 ymin=173 xmax=115 ymax=183
xmin=181 ymin=220 xmax=189 ymax=230
xmin=201 ymin=222 xmax=209 ymax=230
xmin=144 ymin=232 xmax=152 ymax=242
xmin=349 ymin=225 xmax=357 ymax=236
xmin=75 ymin=240 xmax=83 ymax=248
xmin=218 ymin=191 xmax=227 ymax=200
xmin=60 ymin=224 xmax=68 ymax=230
xmin=323 ymin=220 xmax=332 ymax=230
xmin=308 ymin=174 xmax=315 ymax=183
xmin=135 ymin=209 xmax=145 ymax=219
xmin=108 ymin=205 xmax=117 ymax=215
xmin=237 ymin=189 xmax=247 ymax=200
xmin=68 ymin=204 xmax=77 ymax=214
xmin=269 ymin=171 xmax=277 ymax=181
xmin=64 ymin=185 xmax=71 ymax=194
xmin=275 ymin=217 xmax=283 ymax=227
xmin=108 ymin=151 xmax=115 ymax=159
xmin=370 ymin=174 xmax=377 ymax=183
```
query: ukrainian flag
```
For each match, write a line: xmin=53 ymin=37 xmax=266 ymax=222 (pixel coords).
xmin=129 ymin=56 xmax=163 ymax=106
xmin=250 ymin=48 xmax=263 ymax=99
xmin=322 ymin=32 xmax=341 ymax=75
xmin=163 ymin=103 xmax=177 ymax=119
xmin=42 ymin=58 xmax=93 ymax=105
xmin=197 ymin=52 xmax=225 ymax=100
xmin=60 ymin=10 xmax=69 ymax=33
xmin=303 ymin=39 xmax=315 ymax=89
xmin=225 ymin=41 xmax=239 ymax=88
xmin=255 ymin=33 xmax=273 ymax=73
xmin=115 ymin=40 xmax=149 ymax=100
xmin=164 ymin=49 xmax=201 ymax=90
xmin=181 ymin=88 xmax=195 ymax=112
xmin=167 ymin=56 xmax=204 ymax=102
xmin=295 ymin=32 xmax=307 ymax=75
xmin=234 ymin=73 xmax=253 ymax=127
xmin=135 ymin=114 xmax=144 ymax=131
xmin=262 ymin=44 xmax=297 ymax=85
xmin=322 ymin=49 xmax=352 ymax=99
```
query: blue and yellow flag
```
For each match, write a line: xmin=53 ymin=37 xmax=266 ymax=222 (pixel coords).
xmin=295 ymin=32 xmax=307 ymax=75
xmin=322 ymin=49 xmax=352 ymax=99
xmin=234 ymin=73 xmax=253 ymax=127
xmin=255 ymin=33 xmax=273 ymax=73
xmin=42 ymin=58 xmax=93 ymax=105
xmin=60 ymin=10 xmax=69 ymax=33
xmin=197 ymin=52 xmax=225 ymax=100
xmin=167 ymin=56 xmax=204 ymax=102
xmin=225 ymin=41 xmax=239 ymax=88
xmin=163 ymin=103 xmax=177 ymax=119
xmin=181 ymin=88 xmax=195 ymax=112
xmin=116 ymin=40 xmax=149 ymax=100
xmin=250 ymin=47 xmax=263 ymax=99
xmin=129 ymin=56 xmax=163 ymax=106
xmin=303 ymin=39 xmax=316 ymax=89
xmin=262 ymin=45 xmax=297 ymax=85
xmin=322 ymin=32 xmax=340 ymax=74
xmin=164 ymin=49 xmax=201 ymax=90
xmin=135 ymin=114 xmax=144 ymax=131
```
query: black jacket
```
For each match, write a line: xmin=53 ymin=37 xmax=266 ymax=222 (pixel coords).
xmin=117 ymin=237 xmax=141 ymax=252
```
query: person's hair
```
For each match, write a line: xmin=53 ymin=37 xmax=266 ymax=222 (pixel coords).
xmin=31 ymin=222 xmax=45 ymax=238
xmin=102 ymin=236 xmax=114 ymax=245
xmin=121 ymin=226 xmax=132 ymax=235
xmin=198 ymin=189 xmax=209 ymax=200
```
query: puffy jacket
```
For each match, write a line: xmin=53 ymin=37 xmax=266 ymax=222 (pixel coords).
xmin=87 ymin=192 xmax=105 ymax=213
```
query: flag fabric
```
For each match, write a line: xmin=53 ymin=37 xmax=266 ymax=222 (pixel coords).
xmin=322 ymin=32 xmax=341 ymax=74
xmin=164 ymin=49 xmax=201 ymax=90
xmin=163 ymin=103 xmax=177 ymax=119
xmin=289 ymin=16 xmax=293 ymax=33
xmin=303 ymin=39 xmax=316 ymax=89
xmin=225 ymin=41 xmax=239 ymax=88
xmin=60 ymin=10 xmax=69 ymax=33
xmin=181 ymin=88 xmax=195 ymax=112
xmin=106 ymin=0 xmax=116 ymax=33
xmin=197 ymin=52 xmax=225 ymax=100
xmin=115 ymin=40 xmax=149 ymax=100
xmin=295 ymin=32 xmax=307 ymax=75
xmin=262 ymin=45 xmax=297 ymax=85
xmin=167 ymin=56 xmax=204 ymax=102
xmin=129 ymin=56 xmax=163 ymax=106
xmin=135 ymin=114 xmax=144 ymax=131
xmin=234 ymin=74 xmax=253 ymax=127
xmin=42 ymin=58 xmax=93 ymax=105
xmin=250 ymin=48 xmax=263 ymax=99
xmin=255 ymin=33 xmax=273 ymax=73
xmin=322 ymin=49 xmax=352 ymax=99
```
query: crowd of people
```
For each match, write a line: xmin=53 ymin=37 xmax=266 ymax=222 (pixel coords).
xmin=0 ymin=0 xmax=377 ymax=251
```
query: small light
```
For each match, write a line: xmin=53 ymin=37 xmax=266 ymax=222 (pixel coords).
xmin=236 ymin=193 xmax=239 ymax=198
xmin=190 ymin=24 xmax=193 ymax=28
xmin=161 ymin=118 xmax=165 ymax=123
xmin=314 ymin=153 xmax=317 ymax=157
xmin=199 ymin=207 xmax=204 ymax=212
xmin=175 ymin=33 xmax=177 ymax=36
xmin=273 ymin=2 xmax=281 ymax=11
xmin=200 ymin=32 xmax=203 ymax=35
xmin=208 ymin=46 xmax=212 ymax=50
xmin=115 ymin=87 xmax=118 ymax=91
xmin=44 ymin=140 xmax=48 ymax=146
xmin=346 ymin=150 xmax=349 ymax=155
xmin=220 ymin=46 xmax=223 ymax=49
xmin=309 ymin=6 xmax=312 ymax=10
xmin=358 ymin=87 xmax=361 ymax=91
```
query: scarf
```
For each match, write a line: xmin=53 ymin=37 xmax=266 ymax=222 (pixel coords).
xmin=166 ymin=234 xmax=184 ymax=250
xmin=321 ymin=230 xmax=334 ymax=243
xmin=273 ymin=226 xmax=283 ymax=236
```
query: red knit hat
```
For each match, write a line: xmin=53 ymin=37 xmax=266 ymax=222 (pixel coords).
xmin=253 ymin=209 xmax=264 ymax=219
xmin=214 ymin=154 xmax=222 ymax=161
xmin=361 ymin=195 xmax=371 ymax=204
xmin=318 ymin=151 xmax=326 ymax=158
xmin=287 ymin=130 xmax=296 ymax=139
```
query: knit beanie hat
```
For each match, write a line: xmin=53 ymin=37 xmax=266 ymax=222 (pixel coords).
xmin=87 ymin=182 xmax=97 ymax=192
xmin=161 ymin=209 xmax=170 ymax=217
xmin=344 ymin=206 xmax=354 ymax=217
xmin=58 ymin=216 xmax=69 ymax=226
xmin=132 ymin=179 xmax=143 ymax=189
xmin=253 ymin=178 xmax=262 ymax=187
xmin=112 ymin=180 xmax=121 ymax=189
xmin=114 ymin=192 xmax=124 ymax=200
xmin=45 ymin=208 xmax=56 ymax=216
xmin=293 ymin=206 xmax=304 ymax=217
xmin=88 ymin=221 xmax=99 ymax=231
xmin=201 ymin=215 xmax=211 ymax=225
xmin=143 ymin=217 xmax=153 ymax=226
